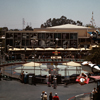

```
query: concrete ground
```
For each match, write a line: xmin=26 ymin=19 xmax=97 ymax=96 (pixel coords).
xmin=0 ymin=79 xmax=96 ymax=100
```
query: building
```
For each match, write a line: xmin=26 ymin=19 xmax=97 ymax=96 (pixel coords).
xmin=5 ymin=24 xmax=100 ymax=61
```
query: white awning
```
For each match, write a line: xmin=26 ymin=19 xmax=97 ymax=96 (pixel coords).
xmin=45 ymin=48 xmax=54 ymax=50
xmin=55 ymin=48 xmax=64 ymax=50
xmin=9 ymin=48 xmax=20 ymax=51
xmin=35 ymin=48 xmax=44 ymax=50
xmin=23 ymin=62 xmax=42 ymax=67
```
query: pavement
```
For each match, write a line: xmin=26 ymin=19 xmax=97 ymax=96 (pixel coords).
xmin=0 ymin=79 xmax=96 ymax=100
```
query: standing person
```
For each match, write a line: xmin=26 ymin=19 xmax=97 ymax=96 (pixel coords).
xmin=0 ymin=72 xmax=2 ymax=81
xmin=48 ymin=74 xmax=52 ymax=87
xmin=46 ymin=75 xmax=48 ymax=85
xmin=53 ymin=93 xmax=59 ymax=100
xmin=20 ymin=71 xmax=24 ymax=83
xmin=43 ymin=92 xmax=47 ymax=100
xmin=0 ymin=68 xmax=2 ymax=81
xmin=24 ymin=72 xmax=28 ymax=84
xmin=53 ymin=75 xmax=57 ymax=89
xmin=49 ymin=92 xmax=53 ymax=100
xmin=92 ymin=88 xmax=97 ymax=100
xmin=40 ymin=91 xmax=45 ymax=100
xmin=33 ymin=74 xmax=36 ymax=85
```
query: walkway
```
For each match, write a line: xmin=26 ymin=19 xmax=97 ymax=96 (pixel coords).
xmin=0 ymin=79 xmax=96 ymax=100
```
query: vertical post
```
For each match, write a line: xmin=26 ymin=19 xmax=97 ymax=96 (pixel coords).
xmin=76 ymin=67 xmax=77 ymax=75
xmin=23 ymin=18 xmax=25 ymax=30
xmin=65 ymin=68 xmax=66 ymax=77
xmin=40 ymin=63 xmax=41 ymax=75
xmin=0 ymin=43 xmax=1 ymax=64
xmin=34 ymin=48 xmax=35 ymax=74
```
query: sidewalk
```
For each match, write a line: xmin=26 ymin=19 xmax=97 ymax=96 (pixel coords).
xmin=0 ymin=79 xmax=96 ymax=100
xmin=79 ymin=96 xmax=91 ymax=100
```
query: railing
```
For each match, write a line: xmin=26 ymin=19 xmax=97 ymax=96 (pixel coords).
xmin=0 ymin=58 xmax=84 ymax=65
xmin=67 ymin=92 xmax=93 ymax=100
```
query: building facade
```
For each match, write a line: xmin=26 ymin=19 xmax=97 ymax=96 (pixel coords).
xmin=5 ymin=24 xmax=100 ymax=61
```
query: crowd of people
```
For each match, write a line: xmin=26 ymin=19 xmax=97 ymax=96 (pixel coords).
xmin=46 ymin=74 xmax=58 ymax=89
xmin=41 ymin=91 xmax=59 ymax=100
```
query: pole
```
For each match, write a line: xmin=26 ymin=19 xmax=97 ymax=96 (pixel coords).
xmin=23 ymin=18 xmax=25 ymax=30
xmin=32 ymin=47 xmax=36 ymax=74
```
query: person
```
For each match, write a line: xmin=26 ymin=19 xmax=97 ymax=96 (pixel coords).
xmin=0 ymin=68 xmax=2 ymax=81
xmin=53 ymin=75 xmax=57 ymax=89
xmin=24 ymin=72 xmax=28 ymax=84
xmin=0 ymin=72 xmax=2 ymax=81
xmin=48 ymin=74 xmax=52 ymax=87
xmin=43 ymin=92 xmax=47 ymax=100
xmin=53 ymin=93 xmax=59 ymax=100
xmin=45 ymin=75 xmax=48 ymax=85
xmin=40 ymin=91 xmax=45 ymax=100
xmin=33 ymin=74 xmax=36 ymax=85
xmin=49 ymin=92 xmax=53 ymax=100
xmin=92 ymin=88 xmax=97 ymax=100
xmin=20 ymin=71 xmax=24 ymax=83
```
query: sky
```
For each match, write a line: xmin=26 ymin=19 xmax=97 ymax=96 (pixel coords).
xmin=0 ymin=0 xmax=100 ymax=29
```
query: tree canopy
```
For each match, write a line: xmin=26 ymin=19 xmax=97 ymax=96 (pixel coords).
xmin=25 ymin=25 xmax=33 ymax=30
xmin=85 ymin=45 xmax=100 ymax=65
xmin=41 ymin=16 xmax=83 ymax=28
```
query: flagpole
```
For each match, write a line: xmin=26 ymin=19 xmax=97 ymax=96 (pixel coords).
xmin=23 ymin=18 xmax=25 ymax=30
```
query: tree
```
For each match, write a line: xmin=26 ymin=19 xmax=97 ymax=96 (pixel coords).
xmin=85 ymin=45 xmax=100 ymax=65
xmin=25 ymin=25 xmax=33 ymax=30
xmin=40 ymin=16 xmax=83 ymax=28
xmin=13 ymin=29 xmax=19 ymax=31
xmin=77 ymin=21 xmax=82 ymax=26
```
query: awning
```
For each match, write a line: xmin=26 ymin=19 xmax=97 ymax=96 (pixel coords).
xmin=65 ymin=48 xmax=77 ymax=51
xmin=91 ymin=45 xmax=99 ymax=48
xmin=35 ymin=48 xmax=44 ymax=50
xmin=55 ymin=48 xmax=64 ymax=50
xmin=45 ymin=48 xmax=54 ymax=50
xmin=9 ymin=48 xmax=21 ymax=51
xmin=8 ymin=47 xmax=91 ymax=51
xmin=88 ymin=32 xmax=92 ymax=34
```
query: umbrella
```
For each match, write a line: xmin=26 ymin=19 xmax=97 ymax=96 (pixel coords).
xmin=62 ymin=61 xmax=81 ymax=67
xmin=62 ymin=61 xmax=81 ymax=75
xmin=23 ymin=62 xmax=42 ymax=67
xmin=23 ymin=62 xmax=42 ymax=74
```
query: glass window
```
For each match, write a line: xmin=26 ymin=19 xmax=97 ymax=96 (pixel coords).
xmin=22 ymin=33 xmax=26 ymax=39
xmin=62 ymin=33 xmax=69 ymax=39
xmin=22 ymin=40 xmax=25 ymax=46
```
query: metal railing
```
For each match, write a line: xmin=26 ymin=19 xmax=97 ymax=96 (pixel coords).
xmin=0 ymin=58 xmax=84 ymax=65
